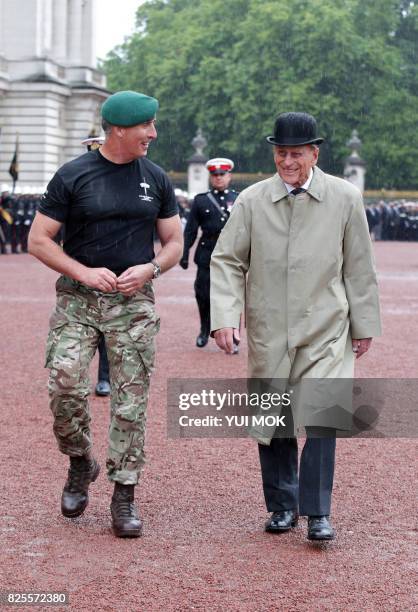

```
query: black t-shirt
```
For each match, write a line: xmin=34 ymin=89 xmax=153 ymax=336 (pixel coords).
xmin=38 ymin=150 xmax=178 ymax=274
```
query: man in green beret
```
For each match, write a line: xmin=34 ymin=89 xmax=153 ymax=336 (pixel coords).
xmin=29 ymin=90 xmax=183 ymax=538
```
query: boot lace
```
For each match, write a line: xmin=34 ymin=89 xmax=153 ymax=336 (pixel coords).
xmin=66 ymin=462 xmax=95 ymax=492
xmin=113 ymin=499 xmax=138 ymax=519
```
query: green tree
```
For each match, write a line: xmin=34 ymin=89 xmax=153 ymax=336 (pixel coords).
xmin=103 ymin=0 xmax=418 ymax=188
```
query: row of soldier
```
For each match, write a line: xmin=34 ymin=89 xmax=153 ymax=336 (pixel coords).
xmin=2 ymin=192 xmax=417 ymax=256
xmin=0 ymin=192 xmax=41 ymax=254
xmin=365 ymin=200 xmax=418 ymax=241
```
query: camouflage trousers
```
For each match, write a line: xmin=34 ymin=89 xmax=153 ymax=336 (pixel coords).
xmin=45 ymin=275 xmax=160 ymax=485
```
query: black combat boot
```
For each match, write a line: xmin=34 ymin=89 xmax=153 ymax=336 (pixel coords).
xmin=110 ymin=483 xmax=142 ymax=538
xmin=61 ymin=456 xmax=100 ymax=518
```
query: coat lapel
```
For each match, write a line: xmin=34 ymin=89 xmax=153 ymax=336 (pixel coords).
xmin=270 ymin=166 xmax=327 ymax=204
xmin=306 ymin=166 xmax=325 ymax=202
xmin=270 ymin=174 xmax=289 ymax=204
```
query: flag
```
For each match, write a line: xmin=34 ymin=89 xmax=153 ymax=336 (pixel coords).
xmin=9 ymin=135 xmax=19 ymax=186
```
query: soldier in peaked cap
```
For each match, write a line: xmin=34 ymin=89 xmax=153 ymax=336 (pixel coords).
xmin=81 ymin=135 xmax=105 ymax=151
xmin=180 ymin=157 xmax=238 ymax=348
xmin=210 ymin=112 xmax=381 ymax=542
xmin=29 ymin=90 xmax=183 ymax=538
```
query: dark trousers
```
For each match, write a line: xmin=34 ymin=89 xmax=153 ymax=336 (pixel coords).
xmin=258 ymin=427 xmax=336 ymax=516
xmin=0 ymin=219 xmax=8 ymax=253
xmin=194 ymin=266 xmax=210 ymax=336
xmin=97 ymin=333 xmax=110 ymax=383
xmin=20 ymin=224 xmax=30 ymax=252
xmin=11 ymin=224 xmax=22 ymax=253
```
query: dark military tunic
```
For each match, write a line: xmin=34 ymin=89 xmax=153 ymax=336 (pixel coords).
xmin=182 ymin=188 xmax=238 ymax=336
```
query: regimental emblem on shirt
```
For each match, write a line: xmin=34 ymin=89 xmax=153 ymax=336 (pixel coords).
xmin=139 ymin=178 xmax=154 ymax=202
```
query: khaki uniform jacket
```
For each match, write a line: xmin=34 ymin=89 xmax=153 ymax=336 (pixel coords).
xmin=210 ymin=167 xmax=382 ymax=443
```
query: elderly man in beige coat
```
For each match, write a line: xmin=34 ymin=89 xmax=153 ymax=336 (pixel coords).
xmin=210 ymin=112 xmax=381 ymax=541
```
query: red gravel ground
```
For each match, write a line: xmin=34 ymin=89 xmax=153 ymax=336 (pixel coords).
xmin=0 ymin=242 xmax=416 ymax=611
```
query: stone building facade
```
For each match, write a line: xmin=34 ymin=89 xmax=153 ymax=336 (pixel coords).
xmin=0 ymin=0 xmax=109 ymax=191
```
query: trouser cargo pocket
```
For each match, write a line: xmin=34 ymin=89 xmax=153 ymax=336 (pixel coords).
xmin=127 ymin=310 xmax=160 ymax=375
xmin=44 ymin=323 xmax=66 ymax=368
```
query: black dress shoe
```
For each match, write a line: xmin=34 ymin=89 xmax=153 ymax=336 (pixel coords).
xmin=95 ymin=380 xmax=111 ymax=396
xmin=196 ymin=333 xmax=209 ymax=348
xmin=307 ymin=516 xmax=335 ymax=541
xmin=61 ymin=457 xmax=100 ymax=518
xmin=265 ymin=510 xmax=298 ymax=533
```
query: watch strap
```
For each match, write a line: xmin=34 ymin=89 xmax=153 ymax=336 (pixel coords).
xmin=151 ymin=259 xmax=161 ymax=278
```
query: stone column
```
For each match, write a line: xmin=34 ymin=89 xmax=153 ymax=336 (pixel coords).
xmin=0 ymin=0 xmax=4 ymax=55
xmin=344 ymin=130 xmax=366 ymax=194
xmin=64 ymin=88 xmax=108 ymax=163
xmin=187 ymin=128 xmax=209 ymax=197
xmin=40 ymin=0 xmax=53 ymax=56
xmin=81 ymin=0 xmax=96 ymax=67
xmin=52 ymin=0 xmax=68 ymax=63
xmin=67 ymin=0 xmax=83 ymax=65
xmin=2 ymin=0 xmax=39 ymax=58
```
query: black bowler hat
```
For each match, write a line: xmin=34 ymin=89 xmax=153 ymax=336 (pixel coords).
xmin=266 ymin=112 xmax=324 ymax=146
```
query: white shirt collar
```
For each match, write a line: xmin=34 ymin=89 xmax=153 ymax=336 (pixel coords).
xmin=284 ymin=168 xmax=314 ymax=194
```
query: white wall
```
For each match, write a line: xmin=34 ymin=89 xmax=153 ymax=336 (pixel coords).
xmin=0 ymin=0 xmax=109 ymax=190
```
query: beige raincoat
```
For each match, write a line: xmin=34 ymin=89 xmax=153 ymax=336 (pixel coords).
xmin=210 ymin=167 xmax=381 ymax=442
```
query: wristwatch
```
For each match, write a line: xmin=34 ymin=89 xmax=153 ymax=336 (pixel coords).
xmin=151 ymin=259 xmax=161 ymax=279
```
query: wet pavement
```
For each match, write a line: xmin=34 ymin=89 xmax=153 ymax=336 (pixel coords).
xmin=0 ymin=241 xmax=416 ymax=611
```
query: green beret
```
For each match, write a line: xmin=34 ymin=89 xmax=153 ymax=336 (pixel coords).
xmin=101 ymin=91 xmax=158 ymax=127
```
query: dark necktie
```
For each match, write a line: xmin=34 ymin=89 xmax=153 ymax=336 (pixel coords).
xmin=290 ymin=187 xmax=306 ymax=195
